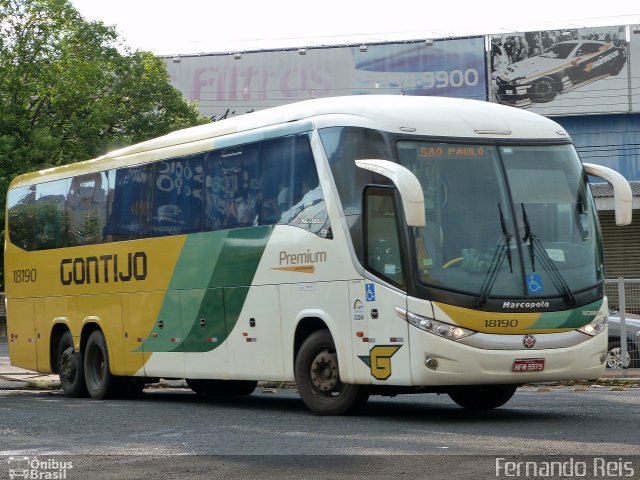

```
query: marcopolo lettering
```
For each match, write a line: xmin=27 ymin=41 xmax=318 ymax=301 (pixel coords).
xmin=60 ymin=252 xmax=147 ymax=285
xmin=502 ymin=301 xmax=550 ymax=309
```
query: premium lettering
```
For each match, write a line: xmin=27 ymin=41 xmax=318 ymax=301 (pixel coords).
xmin=60 ymin=252 xmax=147 ymax=285
xmin=279 ymin=249 xmax=327 ymax=266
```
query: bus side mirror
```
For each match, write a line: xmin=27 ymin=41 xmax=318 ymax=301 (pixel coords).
xmin=583 ymin=163 xmax=632 ymax=226
xmin=356 ymin=159 xmax=426 ymax=227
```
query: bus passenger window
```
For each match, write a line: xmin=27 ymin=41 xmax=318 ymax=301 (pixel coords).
xmin=261 ymin=137 xmax=294 ymax=225
xmin=275 ymin=137 xmax=331 ymax=239
xmin=105 ymin=164 xmax=153 ymax=240
xmin=66 ymin=172 xmax=108 ymax=246
xmin=152 ymin=155 xmax=203 ymax=236
xmin=7 ymin=185 xmax=37 ymax=251
xmin=278 ymin=166 xmax=320 ymax=222
xmin=203 ymin=144 xmax=260 ymax=231
xmin=34 ymin=179 xmax=70 ymax=250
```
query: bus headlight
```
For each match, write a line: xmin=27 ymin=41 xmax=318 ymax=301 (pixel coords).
xmin=577 ymin=311 xmax=607 ymax=336
xmin=395 ymin=307 xmax=475 ymax=340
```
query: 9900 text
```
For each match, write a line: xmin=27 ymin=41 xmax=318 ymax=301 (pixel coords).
xmin=421 ymin=69 xmax=479 ymax=89
xmin=13 ymin=268 xmax=37 ymax=284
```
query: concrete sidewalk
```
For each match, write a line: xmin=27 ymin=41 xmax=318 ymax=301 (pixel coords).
xmin=0 ymin=354 xmax=60 ymax=390
xmin=0 ymin=353 xmax=193 ymax=391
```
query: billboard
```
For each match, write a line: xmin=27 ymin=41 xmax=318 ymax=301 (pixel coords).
xmin=631 ymin=27 xmax=640 ymax=112
xmin=490 ymin=26 xmax=630 ymax=115
xmin=165 ymin=37 xmax=487 ymax=120
xmin=166 ymin=26 xmax=640 ymax=119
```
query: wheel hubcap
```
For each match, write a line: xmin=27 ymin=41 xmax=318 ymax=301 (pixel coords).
xmin=59 ymin=348 xmax=75 ymax=382
xmin=310 ymin=349 xmax=339 ymax=392
xmin=607 ymin=347 xmax=630 ymax=369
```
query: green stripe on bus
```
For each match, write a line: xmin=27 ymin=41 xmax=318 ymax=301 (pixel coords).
xmin=527 ymin=299 xmax=603 ymax=330
xmin=138 ymin=226 xmax=273 ymax=353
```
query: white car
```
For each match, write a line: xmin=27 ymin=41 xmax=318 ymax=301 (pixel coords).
xmin=606 ymin=312 xmax=640 ymax=369
xmin=495 ymin=40 xmax=626 ymax=107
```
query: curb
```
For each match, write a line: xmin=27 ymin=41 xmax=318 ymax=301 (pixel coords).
xmin=0 ymin=374 xmax=190 ymax=391
xmin=0 ymin=373 xmax=60 ymax=391
xmin=0 ymin=375 xmax=638 ymax=393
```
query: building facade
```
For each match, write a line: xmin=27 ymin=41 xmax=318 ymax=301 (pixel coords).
xmin=165 ymin=25 xmax=640 ymax=278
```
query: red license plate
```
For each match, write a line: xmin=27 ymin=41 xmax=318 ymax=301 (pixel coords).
xmin=512 ymin=358 xmax=545 ymax=372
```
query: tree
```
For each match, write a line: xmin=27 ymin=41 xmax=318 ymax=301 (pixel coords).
xmin=0 ymin=0 xmax=208 ymax=288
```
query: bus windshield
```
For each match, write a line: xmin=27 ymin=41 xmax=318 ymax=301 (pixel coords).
xmin=396 ymin=141 xmax=603 ymax=300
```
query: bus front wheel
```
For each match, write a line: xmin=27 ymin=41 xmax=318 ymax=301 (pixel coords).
xmin=448 ymin=385 xmax=517 ymax=410
xmin=294 ymin=329 xmax=369 ymax=415
xmin=56 ymin=331 xmax=87 ymax=397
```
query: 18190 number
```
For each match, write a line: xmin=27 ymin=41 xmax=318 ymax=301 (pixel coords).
xmin=485 ymin=319 xmax=519 ymax=328
xmin=13 ymin=268 xmax=37 ymax=283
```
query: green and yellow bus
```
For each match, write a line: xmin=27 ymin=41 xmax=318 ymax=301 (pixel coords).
xmin=5 ymin=95 xmax=632 ymax=414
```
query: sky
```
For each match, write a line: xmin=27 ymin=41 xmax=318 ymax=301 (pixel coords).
xmin=70 ymin=0 xmax=640 ymax=56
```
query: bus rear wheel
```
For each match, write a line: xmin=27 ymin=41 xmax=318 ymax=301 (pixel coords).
xmin=294 ymin=329 xmax=369 ymax=415
xmin=448 ymin=385 xmax=517 ymax=410
xmin=84 ymin=330 xmax=119 ymax=399
xmin=186 ymin=379 xmax=257 ymax=396
xmin=57 ymin=331 xmax=87 ymax=397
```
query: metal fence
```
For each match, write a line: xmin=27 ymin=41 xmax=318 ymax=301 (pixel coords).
xmin=604 ymin=279 xmax=640 ymax=369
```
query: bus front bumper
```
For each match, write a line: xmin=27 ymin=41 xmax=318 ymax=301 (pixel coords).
xmin=408 ymin=327 xmax=607 ymax=386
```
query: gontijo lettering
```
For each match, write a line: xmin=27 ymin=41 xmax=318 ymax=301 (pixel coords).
xmin=60 ymin=251 xmax=147 ymax=285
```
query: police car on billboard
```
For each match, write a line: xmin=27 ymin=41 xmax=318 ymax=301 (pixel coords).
xmin=495 ymin=40 xmax=626 ymax=107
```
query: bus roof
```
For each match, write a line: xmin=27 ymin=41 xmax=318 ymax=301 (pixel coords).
xmin=9 ymin=95 xmax=569 ymax=188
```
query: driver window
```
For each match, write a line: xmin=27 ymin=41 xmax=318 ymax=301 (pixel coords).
xmin=364 ymin=187 xmax=405 ymax=289
xmin=576 ymin=43 xmax=600 ymax=56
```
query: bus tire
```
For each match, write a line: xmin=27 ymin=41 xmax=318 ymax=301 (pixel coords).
xmin=83 ymin=330 xmax=117 ymax=400
xmin=448 ymin=385 xmax=517 ymax=410
xmin=56 ymin=331 xmax=88 ymax=398
xmin=186 ymin=379 xmax=257 ymax=396
xmin=294 ymin=329 xmax=369 ymax=415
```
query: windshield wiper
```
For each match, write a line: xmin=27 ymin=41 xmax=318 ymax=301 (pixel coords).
xmin=498 ymin=203 xmax=513 ymax=273
xmin=521 ymin=204 xmax=576 ymax=306
xmin=475 ymin=204 xmax=513 ymax=307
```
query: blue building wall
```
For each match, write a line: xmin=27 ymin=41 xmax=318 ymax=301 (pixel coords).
xmin=554 ymin=114 xmax=640 ymax=181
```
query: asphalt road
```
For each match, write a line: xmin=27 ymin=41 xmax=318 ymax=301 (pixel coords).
xmin=2 ymin=340 xmax=639 ymax=479
xmin=1 ymin=385 xmax=639 ymax=455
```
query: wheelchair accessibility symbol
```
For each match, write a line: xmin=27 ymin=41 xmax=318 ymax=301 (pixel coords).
xmin=365 ymin=284 xmax=376 ymax=302
xmin=527 ymin=274 xmax=544 ymax=294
